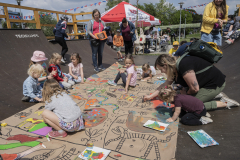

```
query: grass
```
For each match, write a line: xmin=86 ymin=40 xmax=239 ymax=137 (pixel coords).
xmin=177 ymin=32 xmax=201 ymax=43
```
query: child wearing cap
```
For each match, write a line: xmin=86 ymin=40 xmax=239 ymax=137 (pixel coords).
xmin=29 ymin=51 xmax=55 ymax=88
xmin=169 ymin=41 xmax=179 ymax=56
xmin=113 ymin=30 xmax=124 ymax=62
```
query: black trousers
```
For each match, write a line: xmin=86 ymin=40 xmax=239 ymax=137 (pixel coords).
xmin=124 ymin=40 xmax=133 ymax=56
xmin=171 ymin=35 xmax=176 ymax=44
xmin=55 ymin=36 xmax=68 ymax=58
xmin=114 ymin=72 xmax=127 ymax=85
xmin=180 ymin=107 xmax=206 ymax=126
xmin=145 ymin=39 xmax=150 ymax=49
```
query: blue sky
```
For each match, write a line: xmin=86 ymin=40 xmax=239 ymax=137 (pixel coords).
xmin=0 ymin=0 xmax=238 ymax=21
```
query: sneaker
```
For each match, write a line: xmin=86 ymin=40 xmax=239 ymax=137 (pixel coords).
xmin=215 ymin=92 xmax=229 ymax=99
xmin=94 ymin=67 xmax=100 ymax=72
xmin=220 ymin=97 xmax=240 ymax=109
xmin=107 ymin=80 xmax=117 ymax=86
xmin=200 ymin=117 xmax=213 ymax=125
xmin=48 ymin=130 xmax=67 ymax=138
xmin=118 ymin=58 xmax=121 ymax=62
xmin=205 ymin=112 xmax=211 ymax=118
xmin=226 ymin=39 xmax=233 ymax=44
xmin=61 ymin=58 xmax=65 ymax=63
xmin=98 ymin=65 xmax=106 ymax=71
xmin=21 ymin=96 xmax=30 ymax=102
xmin=121 ymin=57 xmax=125 ymax=60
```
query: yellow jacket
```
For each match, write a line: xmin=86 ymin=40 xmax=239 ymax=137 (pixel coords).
xmin=200 ymin=2 xmax=229 ymax=34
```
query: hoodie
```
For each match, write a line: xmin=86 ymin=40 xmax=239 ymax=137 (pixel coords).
xmin=53 ymin=20 xmax=68 ymax=38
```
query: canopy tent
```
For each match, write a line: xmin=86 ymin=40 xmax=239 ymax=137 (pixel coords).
xmin=101 ymin=1 xmax=161 ymax=27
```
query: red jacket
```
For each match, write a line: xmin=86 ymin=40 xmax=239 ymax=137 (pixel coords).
xmin=48 ymin=64 xmax=65 ymax=82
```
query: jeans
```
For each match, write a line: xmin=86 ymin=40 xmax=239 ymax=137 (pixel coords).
xmin=192 ymin=82 xmax=225 ymax=110
xmin=145 ymin=39 xmax=150 ymax=49
xmin=201 ymin=31 xmax=222 ymax=46
xmin=89 ymin=39 xmax=105 ymax=68
xmin=124 ymin=40 xmax=133 ymax=56
xmin=55 ymin=36 xmax=68 ymax=58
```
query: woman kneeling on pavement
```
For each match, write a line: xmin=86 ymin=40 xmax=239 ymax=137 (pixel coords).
xmin=143 ymin=54 xmax=239 ymax=111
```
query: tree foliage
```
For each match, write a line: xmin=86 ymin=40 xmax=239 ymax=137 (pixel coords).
xmin=12 ymin=23 xmax=18 ymax=29
xmin=2 ymin=21 xmax=7 ymax=28
xmin=234 ymin=8 xmax=239 ymax=17
xmin=25 ymin=12 xmax=57 ymax=36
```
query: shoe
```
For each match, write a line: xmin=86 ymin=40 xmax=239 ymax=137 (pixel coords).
xmin=205 ymin=112 xmax=211 ymax=118
xmin=21 ymin=96 xmax=30 ymax=102
xmin=107 ymin=80 xmax=117 ymax=86
xmin=200 ymin=117 xmax=213 ymax=124
xmin=61 ymin=58 xmax=65 ymax=63
xmin=122 ymin=56 xmax=125 ymax=60
xmin=48 ymin=130 xmax=67 ymax=138
xmin=94 ymin=67 xmax=100 ymax=72
xmin=226 ymin=39 xmax=233 ymax=44
xmin=118 ymin=58 xmax=121 ymax=62
xmin=215 ymin=92 xmax=229 ymax=99
xmin=220 ymin=97 xmax=240 ymax=109
xmin=98 ymin=65 xmax=106 ymax=71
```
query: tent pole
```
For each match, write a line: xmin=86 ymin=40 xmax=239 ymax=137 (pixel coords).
xmin=134 ymin=0 xmax=139 ymax=55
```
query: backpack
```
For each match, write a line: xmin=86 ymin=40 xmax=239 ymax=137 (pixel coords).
xmin=176 ymin=40 xmax=223 ymax=74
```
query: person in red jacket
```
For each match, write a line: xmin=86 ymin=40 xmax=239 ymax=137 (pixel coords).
xmin=48 ymin=53 xmax=74 ymax=89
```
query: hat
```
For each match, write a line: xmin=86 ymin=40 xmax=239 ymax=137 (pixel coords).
xmin=31 ymin=51 xmax=48 ymax=62
xmin=117 ymin=29 xmax=120 ymax=32
xmin=173 ymin=41 xmax=179 ymax=46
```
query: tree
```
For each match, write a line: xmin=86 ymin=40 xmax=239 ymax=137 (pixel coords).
xmin=234 ymin=8 xmax=239 ymax=17
xmin=155 ymin=0 xmax=176 ymax=25
xmin=12 ymin=23 xmax=18 ymax=29
xmin=1 ymin=21 xmax=7 ymax=28
xmin=170 ymin=10 xmax=193 ymax=25
xmin=187 ymin=9 xmax=202 ymax=23
xmin=25 ymin=12 xmax=57 ymax=36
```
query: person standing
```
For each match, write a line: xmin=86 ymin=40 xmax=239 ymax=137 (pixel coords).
xmin=167 ymin=27 xmax=176 ymax=45
xmin=53 ymin=15 xmax=69 ymax=63
xmin=87 ymin=9 xmax=106 ymax=72
xmin=200 ymin=0 xmax=229 ymax=46
xmin=120 ymin=18 xmax=136 ymax=57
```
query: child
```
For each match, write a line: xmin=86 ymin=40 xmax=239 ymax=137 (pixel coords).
xmin=48 ymin=53 xmax=74 ymax=89
xmin=42 ymin=79 xmax=84 ymax=138
xmin=65 ymin=53 xmax=84 ymax=84
xmin=159 ymin=85 xmax=213 ymax=125
xmin=113 ymin=29 xmax=124 ymax=61
xmin=108 ymin=54 xmax=137 ymax=94
xmin=141 ymin=64 xmax=156 ymax=81
xmin=29 ymin=50 xmax=55 ymax=87
xmin=169 ymin=41 xmax=179 ymax=56
xmin=22 ymin=64 xmax=44 ymax=102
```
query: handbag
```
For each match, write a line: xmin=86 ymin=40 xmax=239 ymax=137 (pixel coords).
xmin=90 ymin=39 xmax=100 ymax=47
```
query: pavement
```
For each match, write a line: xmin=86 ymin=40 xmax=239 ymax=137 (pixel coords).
xmin=0 ymin=29 xmax=239 ymax=159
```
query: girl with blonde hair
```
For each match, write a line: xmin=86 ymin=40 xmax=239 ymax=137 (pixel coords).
xmin=140 ymin=63 xmax=156 ymax=81
xmin=48 ymin=53 xmax=74 ymax=89
xmin=22 ymin=64 xmax=44 ymax=102
xmin=42 ymin=79 xmax=84 ymax=138
xmin=159 ymin=85 xmax=213 ymax=125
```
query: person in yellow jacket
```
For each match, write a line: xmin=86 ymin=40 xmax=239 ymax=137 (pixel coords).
xmin=169 ymin=41 xmax=179 ymax=56
xmin=200 ymin=0 xmax=229 ymax=46
xmin=113 ymin=30 xmax=124 ymax=61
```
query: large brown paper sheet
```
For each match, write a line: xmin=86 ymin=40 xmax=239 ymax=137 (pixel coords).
xmin=0 ymin=62 xmax=178 ymax=160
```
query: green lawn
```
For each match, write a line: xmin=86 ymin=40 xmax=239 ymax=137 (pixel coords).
xmin=177 ymin=32 xmax=201 ymax=43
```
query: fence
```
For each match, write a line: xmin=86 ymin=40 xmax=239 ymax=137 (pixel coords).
xmin=0 ymin=2 xmax=92 ymax=39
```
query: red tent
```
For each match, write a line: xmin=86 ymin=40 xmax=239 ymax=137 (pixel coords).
xmin=101 ymin=1 xmax=161 ymax=27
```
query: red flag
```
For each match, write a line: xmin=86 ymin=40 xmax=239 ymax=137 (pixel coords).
xmin=98 ymin=2 xmax=101 ymax=5
xmin=90 ymin=4 xmax=93 ymax=6
xmin=84 ymin=5 xmax=87 ymax=7
xmin=65 ymin=10 xmax=67 ymax=13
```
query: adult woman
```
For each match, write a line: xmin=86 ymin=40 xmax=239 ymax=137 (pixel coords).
xmin=201 ymin=0 xmax=229 ymax=46
xmin=120 ymin=18 xmax=136 ymax=57
xmin=143 ymin=54 xmax=239 ymax=110
xmin=87 ymin=9 xmax=106 ymax=72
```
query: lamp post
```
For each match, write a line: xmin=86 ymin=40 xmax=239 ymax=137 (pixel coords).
xmin=184 ymin=14 xmax=187 ymax=38
xmin=16 ymin=0 xmax=23 ymax=28
xmin=178 ymin=2 xmax=184 ymax=42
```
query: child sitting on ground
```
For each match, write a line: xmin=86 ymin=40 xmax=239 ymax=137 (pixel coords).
xmin=141 ymin=63 xmax=156 ymax=81
xmin=113 ymin=29 xmax=124 ymax=61
xmin=48 ymin=53 xmax=74 ymax=89
xmin=108 ymin=54 xmax=137 ymax=94
xmin=159 ymin=85 xmax=213 ymax=125
xmin=22 ymin=64 xmax=44 ymax=102
xmin=169 ymin=41 xmax=179 ymax=56
xmin=29 ymin=50 xmax=55 ymax=87
xmin=42 ymin=79 xmax=84 ymax=138
xmin=64 ymin=53 xmax=84 ymax=84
